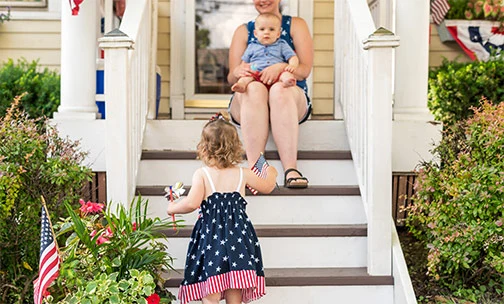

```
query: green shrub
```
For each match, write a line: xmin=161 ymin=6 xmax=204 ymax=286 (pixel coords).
xmin=0 ymin=95 xmax=92 ymax=303
xmin=407 ymin=99 xmax=504 ymax=301
xmin=0 ymin=58 xmax=60 ymax=118
xmin=428 ymin=57 xmax=504 ymax=126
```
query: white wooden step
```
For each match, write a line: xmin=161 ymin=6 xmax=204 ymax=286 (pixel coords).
xmin=142 ymin=195 xmax=366 ymax=225
xmin=163 ymin=235 xmax=367 ymax=269
xmin=166 ymin=285 xmax=393 ymax=304
xmin=137 ymin=159 xmax=358 ymax=186
xmin=143 ymin=120 xmax=350 ymax=151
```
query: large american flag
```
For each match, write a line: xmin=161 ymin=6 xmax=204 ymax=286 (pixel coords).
xmin=430 ymin=0 xmax=450 ymax=25
xmin=33 ymin=204 xmax=60 ymax=304
xmin=247 ymin=153 xmax=269 ymax=195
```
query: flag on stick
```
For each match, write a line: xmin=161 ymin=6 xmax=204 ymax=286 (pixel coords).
xmin=33 ymin=197 xmax=60 ymax=304
xmin=247 ymin=152 xmax=276 ymax=195
xmin=430 ymin=0 xmax=450 ymax=25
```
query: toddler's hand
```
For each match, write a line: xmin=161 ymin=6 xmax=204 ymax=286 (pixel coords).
xmin=284 ymin=64 xmax=297 ymax=73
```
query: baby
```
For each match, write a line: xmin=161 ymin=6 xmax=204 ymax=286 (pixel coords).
xmin=231 ymin=13 xmax=299 ymax=93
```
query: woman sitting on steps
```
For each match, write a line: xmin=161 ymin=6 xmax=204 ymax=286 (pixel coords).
xmin=227 ymin=0 xmax=313 ymax=188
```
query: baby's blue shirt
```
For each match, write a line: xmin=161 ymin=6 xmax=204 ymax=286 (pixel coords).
xmin=241 ymin=39 xmax=296 ymax=71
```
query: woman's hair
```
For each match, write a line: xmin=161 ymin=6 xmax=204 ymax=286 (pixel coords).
xmin=197 ymin=112 xmax=244 ymax=168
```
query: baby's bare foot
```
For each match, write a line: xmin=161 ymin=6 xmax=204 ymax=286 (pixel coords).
xmin=281 ymin=76 xmax=296 ymax=88
xmin=231 ymin=82 xmax=247 ymax=93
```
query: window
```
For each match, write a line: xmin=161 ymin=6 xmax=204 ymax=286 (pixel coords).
xmin=0 ymin=0 xmax=47 ymax=8
xmin=186 ymin=0 xmax=298 ymax=102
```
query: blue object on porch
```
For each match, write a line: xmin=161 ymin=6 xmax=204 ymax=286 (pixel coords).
xmin=96 ymin=69 xmax=105 ymax=119
xmin=156 ymin=71 xmax=161 ymax=119
xmin=95 ymin=69 xmax=161 ymax=119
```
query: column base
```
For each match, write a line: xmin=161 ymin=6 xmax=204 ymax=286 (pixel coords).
xmin=392 ymin=119 xmax=442 ymax=172
xmin=53 ymin=111 xmax=102 ymax=120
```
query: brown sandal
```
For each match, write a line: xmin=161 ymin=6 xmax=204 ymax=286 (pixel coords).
xmin=284 ymin=168 xmax=309 ymax=189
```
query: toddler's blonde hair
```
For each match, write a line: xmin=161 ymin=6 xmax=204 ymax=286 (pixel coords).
xmin=197 ymin=112 xmax=244 ymax=168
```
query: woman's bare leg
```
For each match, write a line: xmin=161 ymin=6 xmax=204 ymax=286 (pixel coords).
xmin=202 ymin=292 xmax=221 ymax=304
xmin=224 ymin=289 xmax=243 ymax=304
xmin=229 ymin=81 xmax=270 ymax=167
xmin=268 ymin=84 xmax=308 ymax=185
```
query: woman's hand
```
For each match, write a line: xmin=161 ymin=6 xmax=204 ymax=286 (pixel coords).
xmin=233 ymin=61 xmax=252 ymax=80
xmin=259 ymin=62 xmax=287 ymax=85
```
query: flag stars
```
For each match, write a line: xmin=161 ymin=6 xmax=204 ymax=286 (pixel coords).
xmin=223 ymin=256 xmax=229 ymax=261
xmin=208 ymin=261 xmax=213 ymax=266
xmin=231 ymin=245 xmax=236 ymax=251
xmin=232 ymin=262 xmax=237 ymax=267
xmin=237 ymin=238 xmax=242 ymax=243
xmin=215 ymin=250 xmax=220 ymax=256
xmin=220 ymin=240 xmax=226 ymax=245
xmin=239 ymin=253 xmax=244 ymax=259
xmin=216 ymin=266 xmax=221 ymax=272
xmin=191 ymin=255 xmax=196 ymax=260
xmin=206 ymin=245 xmax=212 ymax=250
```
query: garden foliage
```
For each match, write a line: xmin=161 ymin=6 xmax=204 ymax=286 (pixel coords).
xmin=0 ymin=58 xmax=60 ymax=118
xmin=0 ymin=95 xmax=92 ymax=303
xmin=407 ymin=100 xmax=504 ymax=300
xmin=428 ymin=57 xmax=504 ymax=126
xmin=46 ymin=197 xmax=177 ymax=303
xmin=446 ymin=0 xmax=504 ymax=27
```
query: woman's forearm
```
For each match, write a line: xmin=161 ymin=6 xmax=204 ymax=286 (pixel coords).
xmin=292 ymin=63 xmax=311 ymax=80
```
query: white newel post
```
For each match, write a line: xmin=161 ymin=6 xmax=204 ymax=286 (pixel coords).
xmin=98 ymin=30 xmax=134 ymax=210
xmin=54 ymin=0 xmax=99 ymax=120
xmin=363 ymin=28 xmax=399 ymax=275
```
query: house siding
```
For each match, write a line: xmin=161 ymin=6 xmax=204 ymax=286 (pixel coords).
xmin=312 ymin=0 xmax=334 ymax=115
xmin=0 ymin=20 xmax=61 ymax=71
xmin=429 ymin=23 xmax=471 ymax=67
xmin=157 ymin=0 xmax=170 ymax=115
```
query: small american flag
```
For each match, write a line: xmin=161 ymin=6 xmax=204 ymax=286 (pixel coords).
xmin=247 ymin=153 xmax=270 ymax=195
xmin=431 ymin=0 xmax=450 ymax=25
xmin=33 ymin=203 xmax=60 ymax=304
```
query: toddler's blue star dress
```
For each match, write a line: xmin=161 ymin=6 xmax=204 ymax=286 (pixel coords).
xmin=178 ymin=167 xmax=266 ymax=304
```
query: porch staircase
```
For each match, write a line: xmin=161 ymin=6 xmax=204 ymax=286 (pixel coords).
xmin=135 ymin=119 xmax=395 ymax=303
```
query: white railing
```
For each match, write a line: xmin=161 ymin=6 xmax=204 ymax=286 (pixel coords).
xmin=334 ymin=0 xmax=399 ymax=276
xmin=98 ymin=0 xmax=157 ymax=209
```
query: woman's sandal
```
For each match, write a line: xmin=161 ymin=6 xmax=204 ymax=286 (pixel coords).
xmin=284 ymin=168 xmax=309 ymax=189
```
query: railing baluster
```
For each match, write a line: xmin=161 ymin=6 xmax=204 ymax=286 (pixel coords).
xmin=99 ymin=0 xmax=155 ymax=208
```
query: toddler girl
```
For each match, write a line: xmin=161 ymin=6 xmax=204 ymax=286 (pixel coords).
xmin=167 ymin=112 xmax=278 ymax=304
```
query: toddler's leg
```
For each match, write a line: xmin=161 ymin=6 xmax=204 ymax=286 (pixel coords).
xmin=202 ymin=292 xmax=221 ymax=304
xmin=224 ymin=289 xmax=242 ymax=304
xmin=231 ymin=76 xmax=254 ymax=93
xmin=279 ymin=71 xmax=296 ymax=88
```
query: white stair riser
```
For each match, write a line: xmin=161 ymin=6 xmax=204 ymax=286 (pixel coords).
xmin=164 ymin=237 xmax=367 ymax=269
xmin=143 ymin=196 xmax=367 ymax=225
xmin=138 ymin=160 xmax=358 ymax=186
xmin=167 ymin=285 xmax=393 ymax=304
xmin=143 ymin=120 xmax=350 ymax=151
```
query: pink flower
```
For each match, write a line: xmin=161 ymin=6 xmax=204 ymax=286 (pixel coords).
xmin=146 ymin=293 xmax=160 ymax=304
xmin=79 ymin=199 xmax=105 ymax=215
xmin=496 ymin=219 xmax=503 ymax=227
xmin=132 ymin=222 xmax=137 ymax=231
xmin=96 ymin=235 xmax=109 ymax=245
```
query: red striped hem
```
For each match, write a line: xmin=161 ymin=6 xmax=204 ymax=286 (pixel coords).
xmin=178 ymin=270 xmax=265 ymax=304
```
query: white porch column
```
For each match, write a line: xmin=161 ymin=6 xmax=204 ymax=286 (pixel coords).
xmin=54 ymin=0 xmax=99 ymax=120
xmin=393 ymin=0 xmax=441 ymax=171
